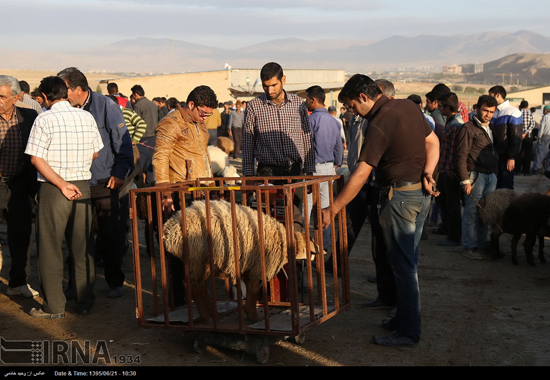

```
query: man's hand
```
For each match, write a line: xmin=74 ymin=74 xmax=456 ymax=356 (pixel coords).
xmin=462 ymin=183 xmax=472 ymax=195
xmin=61 ymin=183 xmax=82 ymax=201
xmin=422 ymin=173 xmax=440 ymax=197
xmin=506 ymin=159 xmax=515 ymax=172
xmin=321 ymin=208 xmax=331 ymax=230
xmin=106 ymin=176 xmax=124 ymax=190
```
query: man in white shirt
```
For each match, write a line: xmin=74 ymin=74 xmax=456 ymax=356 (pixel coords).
xmin=25 ymin=76 xmax=103 ymax=319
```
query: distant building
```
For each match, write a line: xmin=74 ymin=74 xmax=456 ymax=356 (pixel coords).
xmin=460 ymin=63 xmax=484 ymax=74
xmin=442 ymin=64 xmax=462 ymax=75
xmin=508 ymin=85 xmax=550 ymax=108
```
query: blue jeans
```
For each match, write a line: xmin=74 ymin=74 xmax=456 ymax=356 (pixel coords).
xmin=461 ymin=172 xmax=497 ymax=250
xmin=379 ymin=188 xmax=430 ymax=339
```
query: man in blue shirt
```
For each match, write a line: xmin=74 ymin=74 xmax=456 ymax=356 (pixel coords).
xmin=58 ymin=67 xmax=134 ymax=302
xmin=304 ymin=85 xmax=343 ymax=249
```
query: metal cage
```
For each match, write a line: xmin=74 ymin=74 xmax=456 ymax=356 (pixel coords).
xmin=129 ymin=175 xmax=350 ymax=363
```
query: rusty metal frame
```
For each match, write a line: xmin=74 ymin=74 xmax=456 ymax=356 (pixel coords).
xmin=129 ymin=175 xmax=350 ymax=338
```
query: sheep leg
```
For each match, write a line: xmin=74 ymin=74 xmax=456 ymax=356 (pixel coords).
xmin=524 ymin=233 xmax=537 ymax=267
xmin=538 ymin=233 xmax=547 ymax=264
xmin=243 ymin=279 xmax=260 ymax=323
xmin=490 ymin=228 xmax=503 ymax=259
xmin=511 ymin=234 xmax=521 ymax=265
xmin=191 ymin=283 xmax=212 ymax=324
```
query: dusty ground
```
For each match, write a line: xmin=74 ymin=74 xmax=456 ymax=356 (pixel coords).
xmin=1 ymin=161 xmax=550 ymax=369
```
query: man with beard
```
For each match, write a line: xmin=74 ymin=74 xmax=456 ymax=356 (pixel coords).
xmin=242 ymin=62 xmax=314 ymax=177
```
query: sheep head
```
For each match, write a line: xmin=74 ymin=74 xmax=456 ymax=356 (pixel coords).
xmin=293 ymin=232 xmax=327 ymax=262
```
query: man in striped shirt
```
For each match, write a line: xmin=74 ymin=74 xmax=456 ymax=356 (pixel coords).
xmin=25 ymin=76 xmax=103 ymax=319
xmin=242 ymin=62 xmax=315 ymax=177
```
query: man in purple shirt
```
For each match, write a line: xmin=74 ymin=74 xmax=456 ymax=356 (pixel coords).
xmin=304 ymin=85 xmax=343 ymax=248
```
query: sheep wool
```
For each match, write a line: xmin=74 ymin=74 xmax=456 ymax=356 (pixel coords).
xmin=163 ymin=200 xmax=306 ymax=285
xmin=479 ymin=189 xmax=517 ymax=227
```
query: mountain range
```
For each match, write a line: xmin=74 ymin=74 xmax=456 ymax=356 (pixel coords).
xmin=3 ymin=30 xmax=550 ymax=75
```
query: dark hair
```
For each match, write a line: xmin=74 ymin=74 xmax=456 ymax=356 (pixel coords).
xmin=107 ymin=83 xmax=118 ymax=94
xmin=57 ymin=67 xmax=88 ymax=91
xmin=519 ymin=100 xmax=529 ymax=109
xmin=338 ymin=74 xmax=381 ymax=103
xmin=476 ymin=95 xmax=498 ymax=110
xmin=425 ymin=91 xmax=438 ymax=102
xmin=166 ymin=97 xmax=179 ymax=109
xmin=107 ymin=94 xmax=120 ymax=104
xmin=187 ymin=85 xmax=218 ymax=108
xmin=39 ymin=76 xmax=68 ymax=102
xmin=432 ymin=83 xmax=451 ymax=95
xmin=18 ymin=80 xmax=30 ymax=94
xmin=375 ymin=79 xmax=395 ymax=98
xmin=530 ymin=107 xmax=537 ymax=113
xmin=437 ymin=92 xmax=459 ymax=113
xmin=407 ymin=94 xmax=422 ymax=105
xmin=306 ymin=85 xmax=325 ymax=104
xmin=488 ymin=85 xmax=506 ymax=99
xmin=131 ymin=85 xmax=145 ymax=97
xmin=260 ymin=62 xmax=284 ymax=81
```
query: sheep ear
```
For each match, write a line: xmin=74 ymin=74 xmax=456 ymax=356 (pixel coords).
xmin=306 ymin=234 xmax=327 ymax=258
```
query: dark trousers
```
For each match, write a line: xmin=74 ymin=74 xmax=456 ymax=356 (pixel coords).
xmin=345 ymin=183 xmax=370 ymax=253
xmin=516 ymin=135 xmax=534 ymax=175
xmin=37 ymin=181 xmax=95 ymax=314
xmin=442 ymin=173 xmax=462 ymax=243
xmin=137 ymin=136 xmax=156 ymax=186
xmin=91 ymin=183 xmax=127 ymax=289
xmin=497 ymin=156 xmax=515 ymax=190
xmin=232 ymin=128 xmax=242 ymax=158
xmin=0 ymin=175 xmax=34 ymax=288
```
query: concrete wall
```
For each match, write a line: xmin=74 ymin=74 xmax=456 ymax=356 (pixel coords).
xmin=508 ymin=86 xmax=550 ymax=108
xmin=102 ymin=70 xmax=233 ymax=104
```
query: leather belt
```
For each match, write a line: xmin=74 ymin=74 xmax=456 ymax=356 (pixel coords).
xmin=383 ymin=181 xmax=422 ymax=200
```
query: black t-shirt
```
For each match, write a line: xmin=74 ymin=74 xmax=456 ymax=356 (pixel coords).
xmin=359 ymin=96 xmax=433 ymax=187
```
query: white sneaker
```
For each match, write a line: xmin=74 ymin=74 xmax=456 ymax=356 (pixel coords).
xmin=8 ymin=284 xmax=39 ymax=298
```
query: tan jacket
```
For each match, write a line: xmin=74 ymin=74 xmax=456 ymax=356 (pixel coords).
xmin=153 ymin=105 xmax=212 ymax=184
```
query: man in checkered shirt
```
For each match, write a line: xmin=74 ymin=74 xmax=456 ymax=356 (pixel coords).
xmin=242 ymin=62 xmax=315 ymax=177
xmin=0 ymin=75 xmax=39 ymax=299
xmin=25 ymin=76 xmax=103 ymax=319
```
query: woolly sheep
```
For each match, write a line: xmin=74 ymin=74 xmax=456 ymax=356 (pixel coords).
xmin=221 ymin=165 xmax=240 ymax=185
xmin=163 ymin=200 xmax=323 ymax=324
xmin=501 ymin=192 xmax=550 ymax=266
xmin=479 ymin=189 xmax=517 ymax=259
xmin=479 ymin=189 xmax=550 ymax=265
xmin=216 ymin=136 xmax=234 ymax=155
xmin=207 ymin=145 xmax=229 ymax=175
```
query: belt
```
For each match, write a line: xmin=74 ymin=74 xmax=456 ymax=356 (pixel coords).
xmin=316 ymin=161 xmax=333 ymax=165
xmin=382 ymin=181 xmax=422 ymax=200
xmin=0 ymin=176 xmax=11 ymax=183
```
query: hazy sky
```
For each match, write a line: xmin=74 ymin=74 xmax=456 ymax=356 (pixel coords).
xmin=4 ymin=0 xmax=549 ymax=52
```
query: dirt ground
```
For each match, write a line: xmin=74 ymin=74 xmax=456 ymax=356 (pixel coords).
xmin=1 ymin=161 xmax=550 ymax=369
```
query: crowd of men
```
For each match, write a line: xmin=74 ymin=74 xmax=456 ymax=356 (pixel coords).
xmin=1 ymin=61 xmax=548 ymax=348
